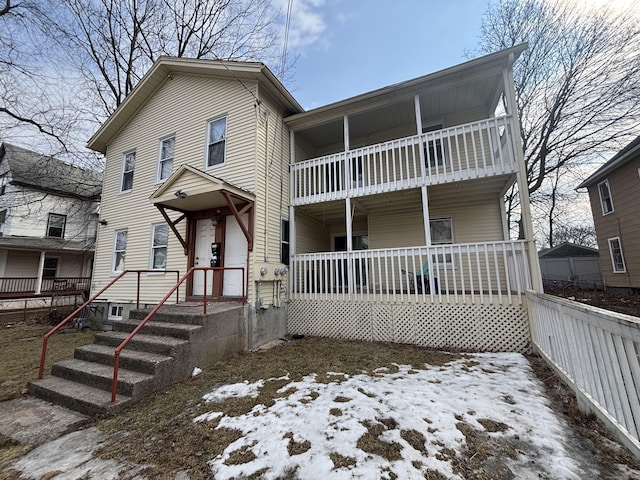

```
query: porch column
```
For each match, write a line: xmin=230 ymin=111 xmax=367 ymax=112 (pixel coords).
xmin=345 ymin=197 xmax=354 ymax=294
xmin=344 ymin=114 xmax=351 ymax=195
xmin=35 ymin=250 xmax=45 ymax=294
xmin=421 ymin=186 xmax=431 ymax=246
xmin=415 ymin=95 xmax=426 ymax=179
xmin=343 ymin=115 xmax=354 ymax=292
xmin=289 ymin=130 xmax=297 ymax=295
xmin=503 ymin=62 xmax=543 ymax=291
xmin=499 ymin=185 xmax=510 ymax=241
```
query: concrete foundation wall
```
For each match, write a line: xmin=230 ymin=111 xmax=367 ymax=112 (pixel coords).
xmin=245 ymin=303 xmax=289 ymax=349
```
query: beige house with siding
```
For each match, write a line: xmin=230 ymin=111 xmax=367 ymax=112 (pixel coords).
xmin=87 ymin=44 xmax=541 ymax=352
xmin=578 ymin=136 xmax=640 ymax=293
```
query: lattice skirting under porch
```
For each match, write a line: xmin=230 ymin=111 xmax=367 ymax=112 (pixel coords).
xmin=287 ymin=300 xmax=531 ymax=353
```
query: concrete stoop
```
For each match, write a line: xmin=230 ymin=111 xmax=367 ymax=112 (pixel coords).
xmin=29 ymin=302 xmax=245 ymax=416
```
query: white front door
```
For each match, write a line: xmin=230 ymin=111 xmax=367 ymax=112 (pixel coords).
xmin=193 ymin=219 xmax=216 ymax=296
xmin=223 ymin=214 xmax=248 ymax=296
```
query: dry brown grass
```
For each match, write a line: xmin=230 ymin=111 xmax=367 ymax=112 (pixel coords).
xmin=3 ymin=326 xmax=640 ymax=479
xmin=0 ymin=322 xmax=93 ymax=402
xmin=90 ymin=337 xmax=458 ymax=478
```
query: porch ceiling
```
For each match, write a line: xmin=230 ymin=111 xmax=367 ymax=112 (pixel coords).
xmin=287 ymin=45 xmax=526 ymax=151
xmin=295 ymin=175 xmax=514 ymax=226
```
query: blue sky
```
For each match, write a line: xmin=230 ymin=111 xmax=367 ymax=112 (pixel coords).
xmin=279 ymin=0 xmax=494 ymax=110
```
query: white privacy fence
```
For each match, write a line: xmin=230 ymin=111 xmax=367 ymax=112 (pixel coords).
xmin=291 ymin=116 xmax=517 ymax=205
xmin=528 ymin=291 xmax=640 ymax=458
xmin=292 ymin=241 xmax=531 ymax=305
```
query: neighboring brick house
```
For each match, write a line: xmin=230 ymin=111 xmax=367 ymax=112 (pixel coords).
xmin=0 ymin=143 xmax=102 ymax=305
xmin=578 ymin=136 xmax=640 ymax=293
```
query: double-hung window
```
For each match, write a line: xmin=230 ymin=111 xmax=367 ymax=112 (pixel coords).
xmin=42 ymin=258 xmax=58 ymax=278
xmin=47 ymin=213 xmax=66 ymax=238
xmin=597 ymin=179 xmax=614 ymax=215
xmin=150 ymin=223 xmax=168 ymax=270
xmin=430 ymin=217 xmax=453 ymax=266
xmin=281 ymin=219 xmax=290 ymax=265
xmin=112 ymin=230 xmax=127 ymax=273
xmin=121 ymin=151 xmax=136 ymax=192
xmin=608 ymin=237 xmax=626 ymax=273
xmin=206 ymin=117 xmax=227 ymax=168
xmin=158 ymin=137 xmax=175 ymax=181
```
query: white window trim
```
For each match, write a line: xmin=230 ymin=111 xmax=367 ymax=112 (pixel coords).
xmin=422 ymin=121 xmax=446 ymax=168
xmin=120 ymin=151 xmax=136 ymax=193
xmin=46 ymin=213 xmax=67 ymax=238
xmin=149 ymin=223 xmax=168 ymax=271
xmin=597 ymin=179 xmax=614 ymax=215
xmin=205 ymin=116 xmax=227 ymax=169
xmin=108 ymin=303 xmax=125 ymax=322
xmin=112 ymin=229 xmax=128 ymax=274
xmin=281 ymin=218 xmax=290 ymax=265
xmin=42 ymin=256 xmax=60 ymax=278
xmin=157 ymin=136 xmax=175 ymax=183
xmin=429 ymin=216 xmax=454 ymax=268
xmin=608 ymin=236 xmax=626 ymax=273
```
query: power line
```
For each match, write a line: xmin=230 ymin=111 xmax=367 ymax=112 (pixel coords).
xmin=279 ymin=0 xmax=294 ymax=79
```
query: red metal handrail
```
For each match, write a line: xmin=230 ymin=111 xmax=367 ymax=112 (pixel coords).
xmin=110 ymin=266 xmax=245 ymax=402
xmin=38 ymin=269 xmax=180 ymax=379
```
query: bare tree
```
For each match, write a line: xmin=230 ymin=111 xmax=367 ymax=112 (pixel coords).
xmin=36 ymin=0 xmax=282 ymax=117
xmin=475 ymin=0 xmax=640 ymax=233
xmin=0 ymin=1 xmax=81 ymax=152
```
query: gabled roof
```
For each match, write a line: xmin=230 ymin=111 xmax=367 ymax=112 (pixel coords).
xmin=538 ymin=242 xmax=599 ymax=258
xmin=578 ymin=136 xmax=640 ymax=188
xmin=150 ymin=164 xmax=255 ymax=211
xmin=0 ymin=143 xmax=102 ymax=200
xmin=87 ymin=57 xmax=304 ymax=154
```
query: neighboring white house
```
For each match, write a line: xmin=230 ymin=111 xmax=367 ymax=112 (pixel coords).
xmin=0 ymin=143 xmax=102 ymax=308
xmin=86 ymin=45 xmax=541 ymax=352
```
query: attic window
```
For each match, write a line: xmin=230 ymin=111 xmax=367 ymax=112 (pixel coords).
xmin=46 ymin=213 xmax=66 ymax=238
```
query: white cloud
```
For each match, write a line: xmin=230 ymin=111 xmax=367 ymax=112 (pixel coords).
xmin=273 ymin=0 xmax=330 ymax=53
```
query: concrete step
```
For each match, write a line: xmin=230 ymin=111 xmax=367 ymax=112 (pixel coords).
xmin=113 ymin=320 xmax=203 ymax=341
xmin=51 ymin=358 xmax=154 ymax=398
xmin=74 ymin=344 xmax=174 ymax=376
xmin=94 ymin=331 xmax=189 ymax=356
xmin=28 ymin=376 xmax=131 ymax=416
xmin=128 ymin=309 xmax=206 ymax=325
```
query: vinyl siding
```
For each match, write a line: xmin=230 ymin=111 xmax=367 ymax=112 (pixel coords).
xmin=589 ymin=155 xmax=640 ymax=289
xmin=295 ymin=213 xmax=331 ymax=254
xmin=4 ymin=250 xmax=87 ymax=277
xmin=369 ymin=199 xmax=502 ymax=249
xmin=249 ymin=88 xmax=291 ymax=306
xmin=93 ymin=73 xmax=261 ymax=303
xmin=0 ymin=185 xmax=96 ymax=242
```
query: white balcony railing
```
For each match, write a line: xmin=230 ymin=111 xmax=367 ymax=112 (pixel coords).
xmin=292 ymin=116 xmax=517 ymax=205
xmin=292 ymin=240 xmax=531 ymax=305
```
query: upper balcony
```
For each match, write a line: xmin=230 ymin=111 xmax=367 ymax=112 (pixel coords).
xmin=286 ymin=47 xmax=527 ymax=208
xmin=291 ymin=115 xmax=517 ymax=206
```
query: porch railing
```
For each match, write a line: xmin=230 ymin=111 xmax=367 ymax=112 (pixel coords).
xmin=0 ymin=277 xmax=92 ymax=295
xmin=292 ymin=115 xmax=517 ymax=205
xmin=528 ymin=291 xmax=640 ymax=459
xmin=291 ymin=240 xmax=531 ymax=305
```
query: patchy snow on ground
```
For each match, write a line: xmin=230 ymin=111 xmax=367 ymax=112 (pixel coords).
xmin=196 ymin=353 xmax=586 ymax=480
